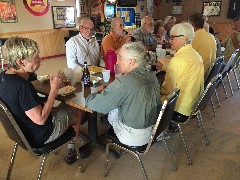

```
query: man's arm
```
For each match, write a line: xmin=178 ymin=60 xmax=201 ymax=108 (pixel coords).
xmin=86 ymin=80 xmax=125 ymax=114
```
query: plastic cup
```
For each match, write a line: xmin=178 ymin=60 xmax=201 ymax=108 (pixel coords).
xmin=63 ymin=68 xmax=72 ymax=79
xmin=102 ymin=70 xmax=110 ymax=82
xmin=72 ymin=67 xmax=83 ymax=82
xmin=63 ymin=77 xmax=71 ymax=86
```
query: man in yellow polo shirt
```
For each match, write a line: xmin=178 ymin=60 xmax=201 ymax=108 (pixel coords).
xmin=189 ymin=13 xmax=216 ymax=76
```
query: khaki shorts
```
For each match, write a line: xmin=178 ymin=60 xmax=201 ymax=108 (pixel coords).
xmin=44 ymin=103 xmax=74 ymax=144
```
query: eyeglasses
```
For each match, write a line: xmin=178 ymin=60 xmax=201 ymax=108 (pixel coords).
xmin=170 ymin=35 xmax=184 ymax=40
xmin=81 ymin=25 xmax=94 ymax=31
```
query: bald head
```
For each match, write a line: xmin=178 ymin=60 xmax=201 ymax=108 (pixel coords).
xmin=141 ymin=16 xmax=154 ymax=34
xmin=111 ymin=17 xmax=125 ymax=36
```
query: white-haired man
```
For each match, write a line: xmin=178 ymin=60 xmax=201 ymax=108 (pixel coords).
xmin=66 ymin=18 xmax=100 ymax=68
xmin=101 ymin=17 xmax=130 ymax=59
xmin=86 ymin=42 xmax=162 ymax=146
xmin=132 ymin=16 xmax=157 ymax=51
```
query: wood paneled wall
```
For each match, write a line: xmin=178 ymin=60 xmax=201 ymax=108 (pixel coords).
xmin=209 ymin=22 xmax=232 ymax=41
xmin=0 ymin=29 xmax=72 ymax=59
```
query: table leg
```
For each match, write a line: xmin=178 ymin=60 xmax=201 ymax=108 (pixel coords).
xmin=80 ymin=112 xmax=120 ymax=159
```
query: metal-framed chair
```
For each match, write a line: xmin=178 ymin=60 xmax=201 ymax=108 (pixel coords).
xmin=0 ymin=99 xmax=83 ymax=180
xmin=220 ymin=49 xmax=240 ymax=97
xmin=103 ymin=89 xmax=180 ymax=180
xmin=173 ymin=74 xmax=222 ymax=149
xmin=204 ymin=56 xmax=224 ymax=116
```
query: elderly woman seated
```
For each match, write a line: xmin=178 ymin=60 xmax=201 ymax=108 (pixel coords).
xmin=158 ymin=22 xmax=204 ymax=131
xmin=86 ymin=42 xmax=162 ymax=146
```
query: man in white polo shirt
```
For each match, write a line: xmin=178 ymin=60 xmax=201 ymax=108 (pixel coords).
xmin=66 ymin=18 xmax=100 ymax=68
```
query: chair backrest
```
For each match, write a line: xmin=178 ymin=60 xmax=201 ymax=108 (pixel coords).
xmin=204 ymin=56 xmax=224 ymax=88
xmin=144 ymin=88 xmax=180 ymax=153
xmin=221 ymin=49 xmax=239 ymax=75
xmin=192 ymin=74 xmax=222 ymax=114
xmin=0 ymin=99 xmax=33 ymax=153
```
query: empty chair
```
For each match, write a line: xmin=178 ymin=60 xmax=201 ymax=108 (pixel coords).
xmin=0 ymin=99 xmax=83 ymax=180
xmin=173 ymin=74 xmax=222 ymax=149
xmin=104 ymin=89 xmax=180 ymax=180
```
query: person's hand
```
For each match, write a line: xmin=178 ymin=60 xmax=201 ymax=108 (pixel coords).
xmin=155 ymin=60 xmax=163 ymax=70
xmin=97 ymin=85 xmax=106 ymax=92
xmin=50 ymin=71 xmax=63 ymax=91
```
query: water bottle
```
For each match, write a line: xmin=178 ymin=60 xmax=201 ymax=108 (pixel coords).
xmin=156 ymin=45 xmax=166 ymax=58
xmin=105 ymin=50 xmax=117 ymax=74
xmin=83 ymin=62 xmax=90 ymax=87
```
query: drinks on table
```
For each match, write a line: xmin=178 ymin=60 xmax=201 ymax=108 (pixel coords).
xmin=83 ymin=61 xmax=90 ymax=87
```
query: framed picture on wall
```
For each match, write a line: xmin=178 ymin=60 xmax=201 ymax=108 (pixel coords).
xmin=202 ymin=1 xmax=222 ymax=16
xmin=51 ymin=6 xmax=76 ymax=29
xmin=0 ymin=0 xmax=17 ymax=23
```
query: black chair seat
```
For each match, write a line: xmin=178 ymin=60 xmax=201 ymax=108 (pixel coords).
xmin=32 ymin=127 xmax=75 ymax=155
xmin=172 ymin=111 xmax=189 ymax=123
xmin=107 ymin=128 xmax=147 ymax=152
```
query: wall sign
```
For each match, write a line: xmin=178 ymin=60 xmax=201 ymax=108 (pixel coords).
xmin=0 ymin=0 xmax=17 ymax=23
xmin=23 ymin=0 xmax=50 ymax=16
xmin=52 ymin=6 xmax=76 ymax=29
xmin=203 ymin=1 xmax=222 ymax=16
xmin=116 ymin=7 xmax=135 ymax=27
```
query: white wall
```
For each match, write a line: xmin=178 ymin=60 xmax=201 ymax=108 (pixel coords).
xmin=0 ymin=0 xmax=147 ymax=33
xmin=0 ymin=0 xmax=76 ymax=33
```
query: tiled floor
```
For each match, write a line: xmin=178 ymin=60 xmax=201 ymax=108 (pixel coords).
xmin=1 ymin=57 xmax=240 ymax=179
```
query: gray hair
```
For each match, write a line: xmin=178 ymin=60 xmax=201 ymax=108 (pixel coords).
xmin=4 ymin=36 xmax=39 ymax=70
xmin=111 ymin=17 xmax=122 ymax=28
xmin=80 ymin=18 xmax=93 ymax=26
xmin=170 ymin=22 xmax=195 ymax=44
xmin=122 ymin=42 xmax=147 ymax=67
xmin=141 ymin=16 xmax=153 ymax=27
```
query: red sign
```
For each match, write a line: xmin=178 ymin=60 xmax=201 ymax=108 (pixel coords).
xmin=22 ymin=0 xmax=50 ymax=16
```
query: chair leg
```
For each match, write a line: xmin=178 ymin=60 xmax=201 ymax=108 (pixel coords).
xmin=73 ymin=141 xmax=84 ymax=173
xmin=214 ymin=89 xmax=220 ymax=107
xmin=196 ymin=113 xmax=201 ymax=127
xmin=133 ymin=152 xmax=149 ymax=180
xmin=104 ymin=143 xmax=111 ymax=177
xmin=37 ymin=155 xmax=47 ymax=180
xmin=210 ymin=96 xmax=217 ymax=117
xmin=221 ymin=80 xmax=228 ymax=98
xmin=6 ymin=143 xmax=18 ymax=180
xmin=226 ymin=73 xmax=234 ymax=95
xmin=233 ymin=68 xmax=240 ymax=89
xmin=177 ymin=124 xmax=192 ymax=166
xmin=197 ymin=112 xmax=210 ymax=145
xmin=163 ymin=138 xmax=177 ymax=171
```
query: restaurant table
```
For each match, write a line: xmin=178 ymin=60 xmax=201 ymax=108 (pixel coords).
xmin=32 ymin=74 xmax=120 ymax=158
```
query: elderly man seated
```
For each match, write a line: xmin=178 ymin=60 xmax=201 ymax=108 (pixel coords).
xmin=160 ymin=22 xmax=204 ymax=131
xmin=86 ymin=42 xmax=162 ymax=146
xmin=66 ymin=18 xmax=100 ymax=68
xmin=189 ymin=13 xmax=216 ymax=76
xmin=101 ymin=17 xmax=130 ymax=59
xmin=132 ymin=16 xmax=157 ymax=51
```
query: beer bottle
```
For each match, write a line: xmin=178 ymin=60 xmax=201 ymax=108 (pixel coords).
xmin=83 ymin=62 xmax=90 ymax=87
